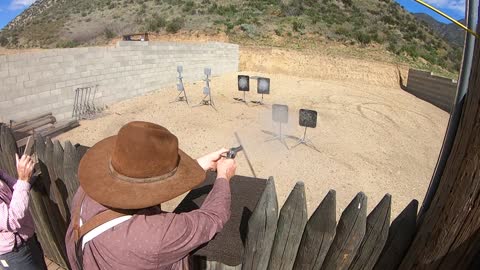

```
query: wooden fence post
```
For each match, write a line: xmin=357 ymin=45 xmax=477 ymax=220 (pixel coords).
xmin=293 ymin=190 xmax=336 ymax=270
xmin=398 ymin=19 xmax=480 ymax=270
xmin=268 ymin=182 xmax=308 ymax=270
xmin=63 ymin=140 xmax=80 ymax=208
xmin=242 ymin=177 xmax=278 ymax=270
xmin=348 ymin=194 xmax=391 ymax=270
xmin=373 ymin=199 xmax=417 ymax=270
xmin=320 ymin=192 xmax=367 ymax=270
xmin=0 ymin=125 xmax=18 ymax=177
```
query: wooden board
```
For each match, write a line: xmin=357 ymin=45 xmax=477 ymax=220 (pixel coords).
xmin=349 ymin=194 xmax=391 ymax=270
xmin=63 ymin=141 xmax=80 ymax=209
xmin=373 ymin=200 xmax=418 ymax=270
xmin=268 ymin=182 xmax=308 ymax=270
xmin=321 ymin=192 xmax=367 ymax=270
xmin=242 ymin=177 xmax=279 ymax=270
xmin=399 ymin=34 xmax=480 ymax=268
xmin=293 ymin=190 xmax=336 ymax=270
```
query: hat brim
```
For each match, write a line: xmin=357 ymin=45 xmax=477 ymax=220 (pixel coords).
xmin=78 ymin=136 xmax=206 ymax=209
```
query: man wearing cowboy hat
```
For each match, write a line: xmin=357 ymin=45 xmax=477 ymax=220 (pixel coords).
xmin=65 ymin=121 xmax=237 ymax=270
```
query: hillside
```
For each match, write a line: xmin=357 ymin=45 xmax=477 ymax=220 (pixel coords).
xmin=414 ymin=13 xmax=465 ymax=48
xmin=0 ymin=0 xmax=463 ymax=74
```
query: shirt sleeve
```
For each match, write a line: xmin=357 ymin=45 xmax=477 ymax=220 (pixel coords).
xmin=0 ymin=180 xmax=31 ymax=232
xmin=0 ymin=169 xmax=18 ymax=190
xmin=132 ymin=177 xmax=231 ymax=263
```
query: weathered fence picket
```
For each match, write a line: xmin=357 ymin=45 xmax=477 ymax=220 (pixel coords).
xmin=242 ymin=177 xmax=278 ymax=270
xmin=348 ymin=194 xmax=391 ymax=270
xmin=373 ymin=200 xmax=418 ymax=270
xmin=320 ymin=192 xmax=367 ymax=270
xmin=268 ymin=182 xmax=307 ymax=270
xmin=293 ymin=190 xmax=336 ymax=270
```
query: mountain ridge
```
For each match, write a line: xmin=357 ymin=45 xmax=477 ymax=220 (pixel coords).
xmin=0 ymin=0 xmax=463 ymax=74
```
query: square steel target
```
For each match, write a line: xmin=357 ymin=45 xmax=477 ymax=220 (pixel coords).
xmin=204 ymin=68 xmax=211 ymax=76
xmin=203 ymin=86 xmax=210 ymax=95
xmin=238 ymin=75 xmax=250 ymax=91
xmin=177 ymin=83 xmax=184 ymax=91
xmin=272 ymin=104 xmax=288 ymax=124
xmin=299 ymin=109 xmax=317 ymax=128
xmin=177 ymin=65 xmax=183 ymax=73
xmin=257 ymin=77 xmax=270 ymax=94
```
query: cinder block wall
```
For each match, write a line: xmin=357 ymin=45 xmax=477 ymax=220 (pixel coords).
xmin=0 ymin=41 xmax=239 ymax=122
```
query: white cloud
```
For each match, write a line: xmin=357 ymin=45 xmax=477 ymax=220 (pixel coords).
xmin=8 ymin=0 xmax=36 ymax=10
xmin=425 ymin=0 xmax=466 ymax=14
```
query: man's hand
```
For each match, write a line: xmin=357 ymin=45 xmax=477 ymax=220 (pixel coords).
xmin=197 ymin=148 xmax=229 ymax=171
xmin=16 ymin=154 xmax=34 ymax=182
xmin=216 ymin=158 xmax=237 ymax=181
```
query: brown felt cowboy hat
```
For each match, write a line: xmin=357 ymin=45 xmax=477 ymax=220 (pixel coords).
xmin=78 ymin=121 xmax=206 ymax=209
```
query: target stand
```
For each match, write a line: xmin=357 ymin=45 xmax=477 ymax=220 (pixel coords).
xmin=234 ymin=75 xmax=250 ymax=105
xmin=292 ymin=109 xmax=319 ymax=152
xmin=193 ymin=68 xmax=216 ymax=110
xmin=265 ymin=104 xmax=289 ymax=149
xmin=251 ymin=77 xmax=270 ymax=106
xmin=171 ymin=66 xmax=189 ymax=104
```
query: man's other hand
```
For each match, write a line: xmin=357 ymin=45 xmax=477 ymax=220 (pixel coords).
xmin=16 ymin=154 xmax=34 ymax=182
xmin=197 ymin=148 xmax=229 ymax=171
xmin=216 ymin=158 xmax=237 ymax=181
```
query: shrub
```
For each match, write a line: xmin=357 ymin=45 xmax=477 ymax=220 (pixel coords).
xmin=292 ymin=20 xmax=305 ymax=32
xmin=166 ymin=18 xmax=184 ymax=33
xmin=0 ymin=36 xmax=8 ymax=47
xmin=147 ymin=13 xmax=167 ymax=32
xmin=104 ymin=28 xmax=115 ymax=39
xmin=274 ymin=28 xmax=282 ymax=36
xmin=56 ymin=40 xmax=79 ymax=48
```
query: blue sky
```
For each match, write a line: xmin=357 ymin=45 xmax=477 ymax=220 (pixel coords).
xmin=0 ymin=0 xmax=467 ymax=30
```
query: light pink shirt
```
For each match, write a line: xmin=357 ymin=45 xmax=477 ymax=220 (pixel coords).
xmin=0 ymin=170 xmax=35 ymax=255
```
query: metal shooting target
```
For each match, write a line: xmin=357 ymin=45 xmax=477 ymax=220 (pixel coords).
xmin=203 ymin=86 xmax=211 ymax=95
xmin=238 ymin=75 xmax=250 ymax=91
xmin=204 ymin=68 xmax=211 ymax=76
xmin=272 ymin=104 xmax=288 ymax=124
xmin=176 ymin=83 xmax=184 ymax=92
xmin=177 ymin=65 xmax=183 ymax=73
xmin=299 ymin=109 xmax=317 ymax=128
xmin=257 ymin=77 xmax=270 ymax=94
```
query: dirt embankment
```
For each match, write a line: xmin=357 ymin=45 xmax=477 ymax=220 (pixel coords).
xmin=240 ymin=46 xmax=409 ymax=88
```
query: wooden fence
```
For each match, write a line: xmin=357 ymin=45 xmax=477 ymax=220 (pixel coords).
xmin=404 ymin=69 xmax=457 ymax=112
xmin=1 ymin=124 xmax=418 ymax=270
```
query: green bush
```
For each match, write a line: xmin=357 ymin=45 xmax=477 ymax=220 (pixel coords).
xmin=274 ymin=28 xmax=282 ymax=36
xmin=166 ymin=18 xmax=184 ymax=33
xmin=56 ymin=40 xmax=79 ymax=48
xmin=147 ymin=13 xmax=167 ymax=32
xmin=104 ymin=28 xmax=116 ymax=39
xmin=292 ymin=21 xmax=305 ymax=32
xmin=354 ymin=31 xmax=371 ymax=44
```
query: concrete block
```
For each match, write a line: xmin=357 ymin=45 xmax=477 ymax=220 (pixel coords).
xmin=13 ymin=96 xmax=26 ymax=105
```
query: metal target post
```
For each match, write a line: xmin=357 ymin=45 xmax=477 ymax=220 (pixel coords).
xmin=172 ymin=65 xmax=189 ymax=104
xmin=194 ymin=68 xmax=216 ymax=110
xmin=265 ymin=104 xmax=289 ymax=149
xmin=252 ymin=77 xmax=270 ymax=106
xmin=292 ymin=109 xmax=319 ymax=152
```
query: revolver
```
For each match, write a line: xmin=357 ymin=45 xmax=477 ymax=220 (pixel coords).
xmin=226 ymin=146 xmax=243 ymax=159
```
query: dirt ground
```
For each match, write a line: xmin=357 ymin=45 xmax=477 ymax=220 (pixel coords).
xmin=57 ymin=48 xmax=449 ymax=219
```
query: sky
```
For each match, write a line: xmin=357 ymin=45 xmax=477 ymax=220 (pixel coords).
xmin=0 ymin=0 xmax=468 ymax=30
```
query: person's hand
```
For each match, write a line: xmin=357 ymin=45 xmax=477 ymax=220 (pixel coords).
xmin=197 ymin=148 xmax=229 ymax=171
xmin=16 ymin=154 xmax=35 ymax=182
xmin=216 ymin=158 xmax=237 ymax=181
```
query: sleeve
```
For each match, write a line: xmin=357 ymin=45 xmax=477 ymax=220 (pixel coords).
xmin=0 ymin=169 xmax=18 ymax=190
xmin=132 ymin=177 xmax=231 ymax=262
xmin=0 ymin=180 xmax=31 ymax=232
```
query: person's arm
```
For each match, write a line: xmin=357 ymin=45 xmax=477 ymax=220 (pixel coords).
xmin=0 ymin=181 xmax=31 ymax=232
xmin=0 ymin=154 xmax=34 ymax=232
xmin=128 ymin=157 xmax=236 ymax=264
xmin=0 ymin=169 xmax=18 ymax=189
